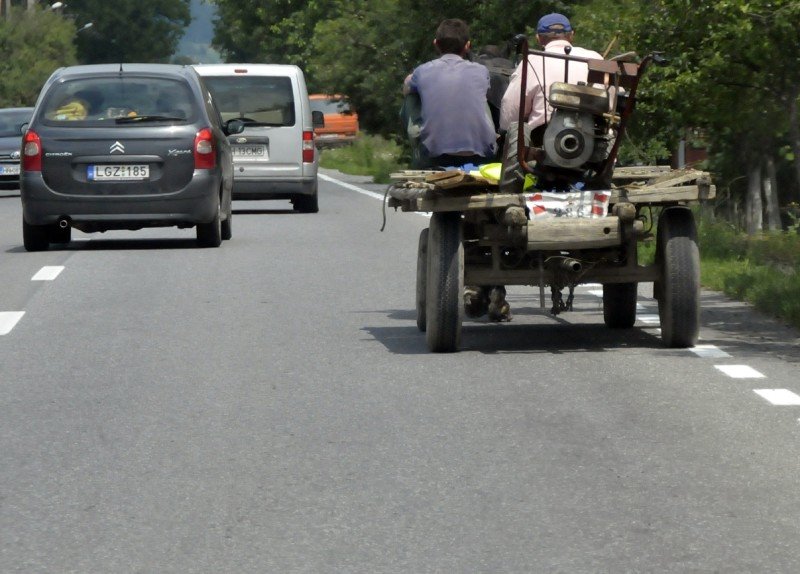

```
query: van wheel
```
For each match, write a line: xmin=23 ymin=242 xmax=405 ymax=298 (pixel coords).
xmin=293 ymin=186 xmax=319 ymax=213
xmin=197 ymin=200 xmax=222 ymax=247
xmin=23 ymin=218 xmax=49 ymax=251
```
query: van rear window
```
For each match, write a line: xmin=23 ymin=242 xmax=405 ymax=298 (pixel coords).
xmin=310 ymin=98 xmax=351 ymax=115
xmin=203 ymin=76 xmax=296 ymax=127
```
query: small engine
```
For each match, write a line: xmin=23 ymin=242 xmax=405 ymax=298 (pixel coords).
xmin=540 ymin=82 xmax=613 ymax=172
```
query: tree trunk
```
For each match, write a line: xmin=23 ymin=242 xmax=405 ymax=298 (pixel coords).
xmin=764 ymin=156 xmax=781 ymax=231
xmin=789 ymin=91 xmax=800 ymax=204
xmin=746 ymin=163 xmax=762 ymax=235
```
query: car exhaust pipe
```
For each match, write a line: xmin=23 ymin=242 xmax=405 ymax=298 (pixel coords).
xmin=58 ymin=217 xmax=70 ymax=229
xmin=560 ymin=258 xmax=582 ymax=273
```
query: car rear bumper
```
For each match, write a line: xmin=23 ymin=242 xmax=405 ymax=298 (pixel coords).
xmin=231 ymin=176 xmax=317 ymax=200
xmin=21 ymin=170 xmax=221 ymax=227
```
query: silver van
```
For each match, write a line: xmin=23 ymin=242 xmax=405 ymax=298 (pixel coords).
xmin=194 ymin=64 xmax=322 ymax=213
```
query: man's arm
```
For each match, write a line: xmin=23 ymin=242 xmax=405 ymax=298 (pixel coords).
xmin=498 ymin=63 xmax=524 ymax=131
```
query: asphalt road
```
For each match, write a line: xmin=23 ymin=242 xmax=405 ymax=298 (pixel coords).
xmin=2 ymin=170 xmax=800 ymax=573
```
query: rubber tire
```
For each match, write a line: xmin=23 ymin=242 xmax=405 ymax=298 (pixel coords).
xmin=221 ymin=201 xmax=232 ymax=240
xmin=197 ymin=199 xmax=222 ymax=248
xmin=23 ymin=218 xmax=49 ymax=252
xmin=425 ymin=212 xmax=463 ymax=352
xmin=603 ymin=283 xmax=637 ymax=328
xmin=416 ymin=228 xmax=428 ymax=332
xmin=498 ymin=121 xmax=529 ymax=194
xmin=656 ymin=207 xmax=700 ymax=347
xmin=293 ymin=185 xmax=319 ymax=213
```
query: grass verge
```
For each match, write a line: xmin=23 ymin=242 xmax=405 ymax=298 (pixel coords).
xmin=318 ymin=134 xmax=404 ymax=184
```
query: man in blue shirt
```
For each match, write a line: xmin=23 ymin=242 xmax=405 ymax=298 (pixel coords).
xmin=402 ymin=19 xmax=497 ymax=168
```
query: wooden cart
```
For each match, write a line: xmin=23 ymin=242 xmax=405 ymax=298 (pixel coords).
xmin=387 ymin=166 xmax=715 ymax=352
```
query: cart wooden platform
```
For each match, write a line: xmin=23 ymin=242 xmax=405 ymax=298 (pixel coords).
xmin=387 ymin=166 xmax=715 ymax=352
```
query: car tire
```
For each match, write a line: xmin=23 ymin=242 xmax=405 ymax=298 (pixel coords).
xmin=23 ymin=217 xmax=49 ymax=252
xmin=425 ymin=211 xmax=463 ymax=353
xmin=416 ymin=227 xmax=429 ymax=332
xmin=197 ymin=198 xmax=222 ymax=248
xmin=221 ymin=201 xmax=232 ymax=240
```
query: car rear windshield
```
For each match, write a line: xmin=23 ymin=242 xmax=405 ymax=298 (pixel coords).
xmin=0 ymin=109 xmax=32 ymax=137
xmin=202 ymin=76 xmax=296 ymax=126
xmin=40 ymin=76 xmax=198 ymax=125
xmin=310 ymin=97 xmax=351 ymax=115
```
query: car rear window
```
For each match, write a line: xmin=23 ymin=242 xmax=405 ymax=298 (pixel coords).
xmin=310 ymin=97 xmax=351 ymax=115
xmin=202 ymin=76 xmax=296 ymax=126
xmin=0 ymin=110 xmax=32 ymax=137
xmin=40 ymin=77 xmax=197 ymax=125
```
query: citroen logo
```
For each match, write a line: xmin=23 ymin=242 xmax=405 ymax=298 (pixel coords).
xmin=110 ymin=141 xmax=125 ymax=154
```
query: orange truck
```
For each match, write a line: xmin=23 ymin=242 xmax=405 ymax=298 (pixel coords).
xmin=309 ymin=94 xmax=359 ymax=147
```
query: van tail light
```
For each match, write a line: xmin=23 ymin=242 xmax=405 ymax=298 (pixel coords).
xmin=23 ymin=130 xmax=42 ymax=172
xmin=302 ymin=130 xmax=315 ymax=163
xmin=194 ymin=127 xmax=216 ymax=169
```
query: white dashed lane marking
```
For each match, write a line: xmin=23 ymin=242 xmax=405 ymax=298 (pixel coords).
xmin=32 ymin=266 xmax=65 ymax=281
xmin=715 ymin=365 xmax=766 ymax=379
xmin=754 ymin=389 xmax=800 ymax=406
xmin=0 ymin=312 xmax=25 ymax=335
xmin=690 ymin=345 xmax=731 ymax=358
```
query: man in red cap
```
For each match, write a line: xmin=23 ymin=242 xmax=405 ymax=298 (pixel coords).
xmin=498 ymin=13 xmax=602 ymax=138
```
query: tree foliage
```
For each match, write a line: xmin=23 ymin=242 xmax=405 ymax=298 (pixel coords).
xmin=209 ymin=0 xmax=800 ymax=219
xmin=68 ymin=0 xmax=191 ymax=64
xmin=0 ymin=7 xmax=76 ymax=107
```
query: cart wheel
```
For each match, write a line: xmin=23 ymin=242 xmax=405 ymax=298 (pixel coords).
xmin=656 ymin=207 xmax=700 ymax=347
xmin=603 ymin=282 xmax=637 ymax=328
xmin=416 ymin=228 xmax=428 ymax=332
xmin=498 ymin=121 xmax=530 ymax=194
xmin=425 ymin=212 xmax=463 ymax=352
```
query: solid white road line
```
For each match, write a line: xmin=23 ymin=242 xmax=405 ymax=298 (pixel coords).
xmin=32 ymin=266 xmax=65 ymax=281
xmin=715 ymin=365 xmax=765 ymax=379
xmin=320 ymin=172 xmax=431 ymax=218
xmin=319 ymin=173 xmax=386 ymax=201
xmin=690 ymin=345 xmax=731 ymax=358
xmin=637 ymin=314 xmax=661 ymax=325
xmin=0 ymin=312 xmax=25 ymax=335
xmin=754 ymin=389 xmax=800 ymax=406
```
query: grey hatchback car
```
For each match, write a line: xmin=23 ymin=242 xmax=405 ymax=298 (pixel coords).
xmin=21 ymin=63 xmax=243 ymax=251
xmin=0 ymin=107 xmax=33 ymax=189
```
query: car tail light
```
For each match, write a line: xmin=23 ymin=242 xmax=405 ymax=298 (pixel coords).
xmin=194 ymin=127 xmax=216 ymax=169
xmin=302 ymin=130 xmax=315 ymax=163
xmin=22 ymin=130 xmax=42 ymax=172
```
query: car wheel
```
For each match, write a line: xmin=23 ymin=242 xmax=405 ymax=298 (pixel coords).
xmin=197 ymin=198 xmax=222 ymax=248
xmin=221 ymin=201 xmax=232 ymax=240
xmin=23 ymin=217 xmax=49 ymax=252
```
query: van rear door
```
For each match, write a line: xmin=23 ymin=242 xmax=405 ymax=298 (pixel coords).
xmin=201 ymin=74 xmax=301 ymax=180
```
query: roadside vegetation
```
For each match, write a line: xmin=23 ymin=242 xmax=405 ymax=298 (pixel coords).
xmin=318 ymin=135 xmax=404 ymax=184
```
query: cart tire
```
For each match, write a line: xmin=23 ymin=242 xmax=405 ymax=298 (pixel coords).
xmin=656 ymin=207 xmax=700 ymax=347
xmin=425 ymin=212 xmax=463 ymax=352
xmin=603 ymin=283 xmax=637 ymax=328
xmin=498 ymin=121 xmax=529 ymax=194
xmin=416 ymin=228 xmax=428 ymax=332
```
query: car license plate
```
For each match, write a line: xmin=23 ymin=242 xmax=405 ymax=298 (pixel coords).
xmin=0 ymin=165 xmax=19 ymax=175
xmin=232 ymin=144 xmax=267 ymax=159
xmin=88 ymin=164 xmax=149 ymax=181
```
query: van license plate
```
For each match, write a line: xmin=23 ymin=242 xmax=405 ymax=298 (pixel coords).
xmin=232 ymin=145 xmax=268 ymax=159
xmin=88 ymin=165 xmax=149 ymax=181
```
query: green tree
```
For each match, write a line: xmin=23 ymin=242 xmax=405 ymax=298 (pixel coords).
xmin=0 ymin=7 xmax=76 ymax=106
xmin=68 ymin=0 xmax=191 ymax=63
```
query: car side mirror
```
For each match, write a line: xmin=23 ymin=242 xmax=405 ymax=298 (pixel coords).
xmin=312 ymin=110 xmax=324 ymax=128
xmin=225 ymin=118 xmax=245 ymax=135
